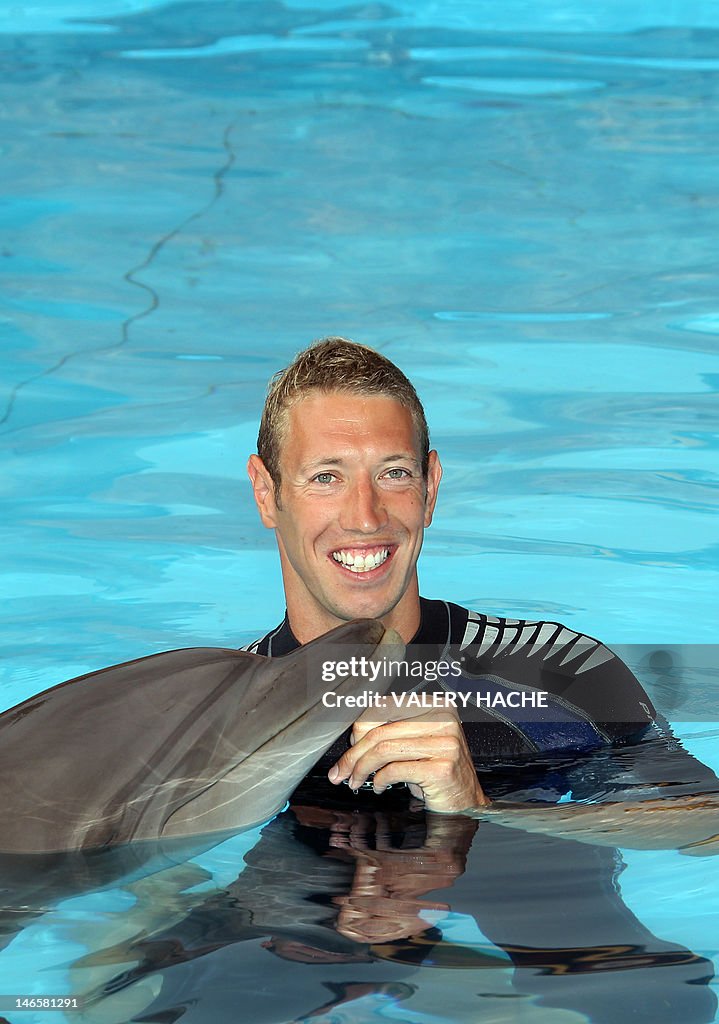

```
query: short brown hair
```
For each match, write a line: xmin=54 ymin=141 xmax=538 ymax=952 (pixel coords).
xmin=257 ymin=337 xmax=430 ymax=493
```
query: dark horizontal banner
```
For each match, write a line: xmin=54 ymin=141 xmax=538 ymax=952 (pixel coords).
xmin=295 ymin=642 xmax=717 ymax=724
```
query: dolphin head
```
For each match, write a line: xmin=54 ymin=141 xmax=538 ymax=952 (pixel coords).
xmin=0 ymin=620 xmax=405 ymax=854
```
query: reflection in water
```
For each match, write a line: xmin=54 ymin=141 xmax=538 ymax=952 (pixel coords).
xmin=23 ymin=795 xmax=710 ymax=1024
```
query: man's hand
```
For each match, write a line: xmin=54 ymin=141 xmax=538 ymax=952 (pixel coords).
xmin=327 ymin=697 xmax=489 ymax=812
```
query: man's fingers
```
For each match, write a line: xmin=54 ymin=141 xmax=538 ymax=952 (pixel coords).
xmin=369 ymin=753 xmax=468 ymax=798
xmin=331 ymin=731 xmax=457 ymax=789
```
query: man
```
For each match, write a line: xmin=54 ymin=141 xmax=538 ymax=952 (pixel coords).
xmin=246 ymin=337 xmax=710 ymax=830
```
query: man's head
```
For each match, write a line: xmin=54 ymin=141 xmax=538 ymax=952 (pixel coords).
xmin=248 ymin=338 xmax=441 ymax=643
xmin=257 ymin=337 xmax=429 ymax=503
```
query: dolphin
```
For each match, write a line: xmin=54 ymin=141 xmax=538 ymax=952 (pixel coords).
xmin=0 ymin=619 xmax=404 ymax=855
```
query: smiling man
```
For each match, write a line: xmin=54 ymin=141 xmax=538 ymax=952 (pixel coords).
xmin=247 ymin=339 xmax=484 ymax=812
xmin=245 ymin=338 xmax=687 ymax=818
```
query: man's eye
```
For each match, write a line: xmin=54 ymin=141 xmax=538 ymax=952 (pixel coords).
xmin=313 ymin=472 xmax=336 ymax=484
xmin=384 ymin=468 xmax=411 ymax=479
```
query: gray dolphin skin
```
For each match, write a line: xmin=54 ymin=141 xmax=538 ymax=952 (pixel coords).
xmin=0 ymin=620 xmax=403 ymax=854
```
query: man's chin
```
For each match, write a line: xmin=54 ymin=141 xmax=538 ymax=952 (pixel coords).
xmin=325 ymin=594 xmax=398 ymax=628
xmin=332 ymin=607 xmax=392 ymax=627
xmin=312 ymin=568 xmax=410 ymax=630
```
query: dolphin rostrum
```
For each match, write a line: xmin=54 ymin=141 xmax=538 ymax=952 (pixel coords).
xmin=0 ymin=620 xmax=404 ymax=854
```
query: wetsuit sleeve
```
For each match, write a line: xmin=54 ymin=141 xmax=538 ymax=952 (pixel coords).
xmin=454 ymin=618 xmax=657 ymax=750
xmin=562 ymin=715 xmax=719 ymax=803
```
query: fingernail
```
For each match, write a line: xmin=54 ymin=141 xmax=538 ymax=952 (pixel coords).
xmin=328 ymin=766 xmax=339 ymax=782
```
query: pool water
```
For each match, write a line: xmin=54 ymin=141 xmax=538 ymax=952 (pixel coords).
xmin=1 ymin=1 xmax=718 ymax=1021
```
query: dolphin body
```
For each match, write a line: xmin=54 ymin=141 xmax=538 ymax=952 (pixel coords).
xmin=0 ymin=620 xmax=403 ymax=855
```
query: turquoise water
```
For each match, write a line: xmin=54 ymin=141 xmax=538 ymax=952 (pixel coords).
xmin=1 ymin=1 xmax=718 ymax=1021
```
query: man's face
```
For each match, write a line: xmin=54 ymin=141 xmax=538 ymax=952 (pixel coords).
xmin=248 ymin=390 xmax=441 ymax=642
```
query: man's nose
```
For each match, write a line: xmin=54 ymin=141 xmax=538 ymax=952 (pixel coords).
xmin=339 ymin=477 xmax=388 ymax=533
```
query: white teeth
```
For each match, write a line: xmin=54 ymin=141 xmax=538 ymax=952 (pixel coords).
xmin=332 ymin=548 xmax=389 ymax=572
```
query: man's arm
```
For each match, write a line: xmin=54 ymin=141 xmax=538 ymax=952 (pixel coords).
xmin=328 ymin=700 xmax=719 ymax=853
xmin=477 ymin=721 xmax=719 ymax=854
xmin=478 ymin=792 xmax=719 ymax=854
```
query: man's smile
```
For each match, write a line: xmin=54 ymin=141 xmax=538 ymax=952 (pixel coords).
xmin=330 ymin=546 xmax=393 ymax=575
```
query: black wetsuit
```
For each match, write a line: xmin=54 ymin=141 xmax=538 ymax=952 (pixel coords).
xmin=245 ymin=597 xmax=715 ymax=803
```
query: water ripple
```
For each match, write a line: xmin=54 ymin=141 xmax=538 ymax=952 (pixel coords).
xmin=422 ymin=75 xmax=606 ymax=96
xmin=122 ymin=33 xmax=370 ymax=60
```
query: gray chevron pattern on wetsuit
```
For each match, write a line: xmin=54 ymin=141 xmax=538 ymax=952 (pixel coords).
xmin=441 ymin=602 xmax=655 ymax=755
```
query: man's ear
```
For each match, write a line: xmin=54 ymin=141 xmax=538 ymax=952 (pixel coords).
xmin=247 ymin=454 xmax=279 ymax=528
xmin=423 ymin=450 xmax=442 ymax=528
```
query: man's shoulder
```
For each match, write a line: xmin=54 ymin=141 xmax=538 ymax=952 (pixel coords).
xmin=429 ymin=597 xmax=656 ymax=741
xmin=424 ymin=597 xmax=610 ymax=665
